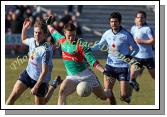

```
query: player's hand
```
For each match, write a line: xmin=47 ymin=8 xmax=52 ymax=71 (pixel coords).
xmin=45 ymin=16 xmax=53 ymax=25
xmin=135 ymin=38 xmax=143 ymax=44
xmin=23 ymin=18 xmax=32 ymax=30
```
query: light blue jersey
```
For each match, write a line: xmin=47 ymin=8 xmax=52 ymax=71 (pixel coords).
xmin=25 ymin=38 xmax=53 ymax=83
xmin=91 ymin=27 xmax=139 ymax=67
xmin=131 ymin=24 xmax=154 ymax=58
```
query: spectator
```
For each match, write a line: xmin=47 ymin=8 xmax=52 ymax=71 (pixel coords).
xmin=5 ymin=14 xmax=12 ymax=33
xmin=10 ymin=12 xmax=23 ymax=33
xmin=71 ymin=15 xmax=82 ymax=36
xmin=67 ymin=5 xmax=83 ymax=17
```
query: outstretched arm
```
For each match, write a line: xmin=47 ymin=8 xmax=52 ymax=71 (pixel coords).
xmin=79 ymin=40 xmax=111 ymax=78
xmin=91 ymin=34 xmax=107 ymax=51
xmin=21 ymin=18 xmax=32 ymax=45
xmin=46 ymin=16 xmax=65 ymax=44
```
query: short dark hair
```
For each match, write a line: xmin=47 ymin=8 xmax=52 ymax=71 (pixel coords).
xmin=63 ymin=23 xmax=76 ymax=32
xmin=109 ymin=12 xmax=122 ymax=23
xmin=34 ymin=19 xmax=47 ymax=34
xmin=136 ymin=11 xmax=147 ymax=18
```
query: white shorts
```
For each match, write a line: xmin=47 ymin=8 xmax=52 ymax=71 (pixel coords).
xmin=66 ymin=68 xmax=100 ymax=88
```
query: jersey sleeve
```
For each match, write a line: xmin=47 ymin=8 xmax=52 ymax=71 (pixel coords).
xmin=50 ymin=28 xmax=66 ymax=44
xmin=80 ymin=40 xmax=99 ymax=67
xmin=130 ymin=26 xmax=135 ymax=37
xmin=91 ymin=33 xmax=107 ymax=51
xmin=128 ymin=32 xmax=139 ymax=57
xmin=24 ymin=38 xmax=34 ymax=46
xmin=146 ymin=27 xmax=154 ymax=39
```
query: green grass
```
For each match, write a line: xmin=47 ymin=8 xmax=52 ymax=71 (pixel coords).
xmin=5 ymin=58 xmax=155 ymax=105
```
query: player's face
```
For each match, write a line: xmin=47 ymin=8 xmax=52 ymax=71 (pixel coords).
xmin=64 ymin=30 xmax=77 ymax=43
xmin=110 ymin=18 xmax=120 ymax=30
xmin=135 ymin=13 xmax=146 ymax=26
xmin=34 ymin=27 xmax=44 ymax=42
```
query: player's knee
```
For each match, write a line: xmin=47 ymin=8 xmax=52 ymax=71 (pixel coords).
xmin=130 ymin=72 xmax=136 ymax=79
xmin=59 ymin=87 xmax=67 ymax=98
xmin=59 ymin=88 xmax=64 ymax=96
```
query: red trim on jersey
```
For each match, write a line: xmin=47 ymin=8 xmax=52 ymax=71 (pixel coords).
xmin=62 ymin=51 xmax=84 ymax=62
xmin=50 ymin=28 xmax=55 ymax=34
xmin=93 ymin=61 xmax=100 ymax=68
xmin=77 ymin=44 xmax=84 ymax=57
xmin=57 ymin=38 xmax=66 ymax=44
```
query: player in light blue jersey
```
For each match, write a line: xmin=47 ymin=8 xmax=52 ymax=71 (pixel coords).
xmin=6 ymin=18 xmax=61 ymax=105
xmin=129 ymin=11 xmax=155 ymax=92
xmin=91 ymin=12 xmax=139 ymax=104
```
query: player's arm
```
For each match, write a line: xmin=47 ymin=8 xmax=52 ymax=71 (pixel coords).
xmin=31 ymin=51 xmax=50 ymax=95
xmin=135 ymin=28 xmax=155 ymax=45
xmin=46 ymin=16 xmax=65 ymax=44
xmin=21 ymin=18 xmax=32 ymax=45
xmin=31 ymin=64 xmax=49 ymax=95
xmin=128 ymin=33 xmax=139 ymax=57
xmin=135 ymin=37 xmax=154 ymax=45
xmin=91 ymin=34 xmax=107 ymax=51
xmin=81 ymin=41 xmax=110 ymax=77
xmin=83 ymin=49 xmax=111 ymax=77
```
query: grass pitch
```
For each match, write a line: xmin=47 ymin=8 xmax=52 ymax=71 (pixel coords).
xmin=5 ymin=58 xmax=155 ymax=105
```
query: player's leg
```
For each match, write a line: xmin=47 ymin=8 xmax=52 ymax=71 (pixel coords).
xmin=92 ymin=86 xmax=107 ymax=100
xmin=129 ymin=64 xmax=143 ymax=92
xmin=44 ymin=75 xmax=63 ymax=104
xmin=35 ymin=96 xmax=45 ymax=105
xmin=78 ymin=68 xmax=107 ymax=100
xmin=58 ymin=79 xmax=77 ymax=105
xmin=6 ymin=80 xmax=27 ymax=105
xmin=103 ymin=75 xmax=117 ymax=105
xmin=6 ymin=70 xmax=29 ymax=105
xmin=102 ymin=64 xmax=117 ymax=104
xmin=44 ymin=86 xmax=55 ymax=104
xmin=33 ymin=82 xmax=49 ymax=105
xmin=145 ymin=58 xmax=155 ymax=80
xmin=119 ymin=80 xmax=131 ymax=104
xmin=119 ymin=67 xmax=131 ymax=104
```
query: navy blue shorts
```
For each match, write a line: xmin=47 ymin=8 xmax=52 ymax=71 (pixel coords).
xmin=105 ymin=64 xmax=130 ymax=81
xmin=18 ymin=70 xmax=48 ymax=97
xmin=134 ymin=57 xmax=155 ymax=69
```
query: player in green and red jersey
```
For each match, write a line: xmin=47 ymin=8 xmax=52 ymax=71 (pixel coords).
xmin=46 ymin=16 xmax=111 ymax=105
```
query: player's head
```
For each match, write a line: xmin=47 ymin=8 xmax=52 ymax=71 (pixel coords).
xmin=34 ymin=19 xmax=47 ymax=43
xmin=135 ymin=11 xmax=147 ymax=26
xmin=109 ymin=12 xmax=122 ymax=30
xmin=63 ymin=23 xmax=77 ymax=43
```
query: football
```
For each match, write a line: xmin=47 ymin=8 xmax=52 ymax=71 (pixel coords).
xmin=76 ymin=81 xmax=92 ymax=97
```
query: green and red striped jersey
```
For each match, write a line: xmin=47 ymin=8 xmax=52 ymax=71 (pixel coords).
xmin=50 ymin=29 xmax=99 ymax=75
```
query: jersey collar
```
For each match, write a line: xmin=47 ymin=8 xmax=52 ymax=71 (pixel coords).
xmin=35 ymin=40 xmax=46 ymax=48
xmin=111 ymin=26 xmax=122 ymax=35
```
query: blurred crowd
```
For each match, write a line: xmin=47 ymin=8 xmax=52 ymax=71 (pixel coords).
xmin=5 ymin=5 xmax=83 ymax=57
xmin=5 ymin=5 xmax=83 ymax=36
